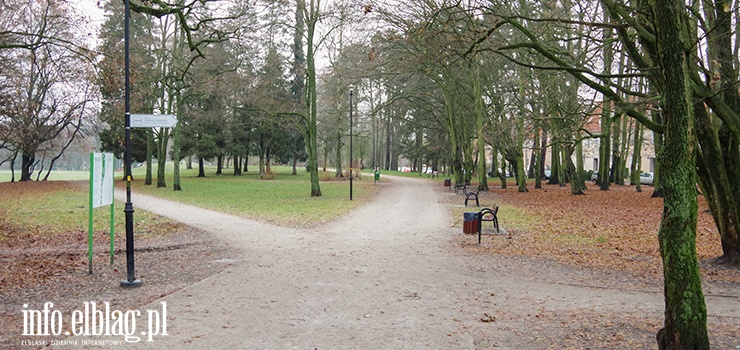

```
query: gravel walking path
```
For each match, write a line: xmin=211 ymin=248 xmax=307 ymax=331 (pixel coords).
xmin=104 ymin=175 xmax=738 ymax=349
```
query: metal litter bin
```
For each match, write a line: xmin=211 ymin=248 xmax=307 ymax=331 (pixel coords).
xmin=463 ymin=212 xmax=478 ymax=234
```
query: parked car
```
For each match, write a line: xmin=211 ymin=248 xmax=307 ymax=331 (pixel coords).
xmin=544 ymin=169 xmax=551 ymax=180
xmin=590 ymin=171 xmax=599 ymax=183
xmin=639 ymin=172 xmax=654 ymax=186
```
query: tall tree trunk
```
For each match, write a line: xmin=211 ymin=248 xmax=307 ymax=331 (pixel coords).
xmin=599 ymin=2 xmax=614 ymax=191
xmin=565 ymin=144 xmax=585 ymax=195
xmin=20 ymin=153 xmax=34 ymax=182
xmin=197 ymin=157 xmax=205 ymax=178
xmin=145 ymin=129 xmax=153 ymax=185
xmin=534 ymin=125 xmax=542 ymax=189
xmin=173 ymin=97 xmax=182 ymax=191
xmin=322 ymin=143 xmax=328 ymax=172
xmin=335 ymin=129 xmax=343 ymax=177
xmin=499 ymin=155 xmax=507 ymax=189
xmin=442 ymin=76 xmax=464 ymax=185
xmin=695 ymin=101 xmax=740 ymax=264
xmin=575 ymin=140 xmax=585 ymax=192
xmin=263 ymin=146 xmax=273 ymax=179
xmin=611 ymin=114 xmax=622 ymax=184
xmin=548 ymin=141 xmax=560 ymax=185
xmin=156 ymin=128 xmax=169 ymax=188
xmin=651 ymin=0 xmax=709 ymax=345
xmin=651 ymin=109 xmax=664 ymax=198
xmin=476 ymin=77 xmax=489 ymax=191
xmin=631 ymin=122 xmax=643 ymax=192
xmin=173 ymin=124 xmax=182 ymax=191
xmin=259 ymin=147 xmax=265 ymax=176
xmin=9 ymin=151 xmax=17 ymax=182
xmin=618 ymin=114 xmax=631 ymax=186
xmin=558 ymin=146 xmax=567 ymax=187
xmin=599 ymin=116 xmax=612 ymax=190
xmin=304 ymin=0 xmax=321 ymax=196
xmin=385 ymin=109 xmax=391 ymax=171
xmin=695 ymin=0 xmax=740 ymax=264
xmin=540 ymin=127 xmax=548 ymax=182
xmin=516 ymin=114 xmax=527 ymax=192
xmin=490 ymin=144 xmax=499 ymax=180
xmin=233 ymin=155 xmax=241 ymax=176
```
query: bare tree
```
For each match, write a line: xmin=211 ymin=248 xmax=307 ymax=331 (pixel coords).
xmin=0 ymin=0 xmax=97 ymax=181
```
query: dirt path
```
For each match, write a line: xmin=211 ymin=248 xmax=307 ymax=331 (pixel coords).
xmin=105 ymin=176 xmax=738 ymax=349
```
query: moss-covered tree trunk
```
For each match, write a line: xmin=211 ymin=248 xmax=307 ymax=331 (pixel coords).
xmin=696 ymin=0 xmax=740 ymax=264
xmin=695 ymin=102 xmax=740 ymax=264
xmin=651 ymin=0 xmax=709 ymax=346
xmin=651 ymin=105 xmax=664 ymax=198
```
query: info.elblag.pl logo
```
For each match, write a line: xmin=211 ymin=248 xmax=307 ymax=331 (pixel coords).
xmin=22 ymin=301 xmax=168 ymax=343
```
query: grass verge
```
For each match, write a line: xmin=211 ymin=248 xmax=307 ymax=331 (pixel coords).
xmin=127 ymin=165 xmax=377 ymax=226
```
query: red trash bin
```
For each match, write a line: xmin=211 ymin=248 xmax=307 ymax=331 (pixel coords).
xmin=463 ymin=212 xmax=478 ymax=234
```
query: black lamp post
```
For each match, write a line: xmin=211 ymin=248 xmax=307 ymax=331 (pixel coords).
xmin=121 ymin=0 xmax=141 ymax=288
xmin=349 ymin=88 xmax=354 ymax=201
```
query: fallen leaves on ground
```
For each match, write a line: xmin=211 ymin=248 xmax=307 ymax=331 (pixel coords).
xmin=450 ymin=181 xmax=737 ymax=284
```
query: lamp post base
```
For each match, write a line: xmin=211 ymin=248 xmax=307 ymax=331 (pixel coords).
xmin=120 ymin=279 xmax=143 ymax=289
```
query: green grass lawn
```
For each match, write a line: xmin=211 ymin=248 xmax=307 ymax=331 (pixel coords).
xmin=0 ymin=181 xmax=174 ymax=239
xmin=0 ymin=170 xmax=90 ymax=182
xmin=2 ymin=163 xmax=377 ymax=230
xmin=127 ymin=165 xmax=377 ymax=226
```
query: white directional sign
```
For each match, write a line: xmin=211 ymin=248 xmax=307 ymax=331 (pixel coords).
xmin=130 ymin=114 xmax=177 ymax=128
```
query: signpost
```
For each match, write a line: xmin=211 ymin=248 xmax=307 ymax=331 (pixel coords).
xmin=88 ymin=152 xmax=115 ymax=274
xmin=122 ymin=0 xmax=177 ymax=288
xmin=130 ymin=114 xmax=177 ymax=128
